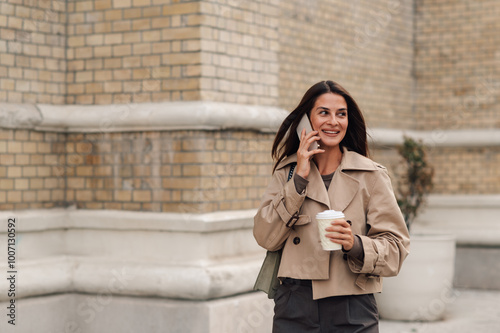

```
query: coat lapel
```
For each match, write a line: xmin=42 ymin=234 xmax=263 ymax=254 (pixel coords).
xmin=304 ymin=161 xmax=330 ymax=208
xmin=276 ymin=149 xmax=378 ymax=211
xmin=329 ymin=148 xmax=378 ymax=211
xmin=329 ymin=170 xmax=359 ymax=211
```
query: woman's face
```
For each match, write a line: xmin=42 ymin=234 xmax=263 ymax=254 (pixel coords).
xmin=309 ymin=93 xmax=348 ymax=150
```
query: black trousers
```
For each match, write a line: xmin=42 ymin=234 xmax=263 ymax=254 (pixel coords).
xmin=273 ymin=278 xmax=379 ymax=333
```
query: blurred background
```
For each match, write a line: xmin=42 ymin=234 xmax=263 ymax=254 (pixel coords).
xmin=0 ymin=0 xmax=499 ymax=332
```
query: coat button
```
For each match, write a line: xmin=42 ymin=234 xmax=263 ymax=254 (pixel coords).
xmin=293 ymin=237 xmax=300 ymax=245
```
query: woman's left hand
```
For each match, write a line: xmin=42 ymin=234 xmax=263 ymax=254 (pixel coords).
xmin=325 ymin=219 xmax=354 ymax=251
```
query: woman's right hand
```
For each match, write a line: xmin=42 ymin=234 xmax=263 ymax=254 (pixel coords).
xmin=296 ymin=128 xmax=324 ymax=179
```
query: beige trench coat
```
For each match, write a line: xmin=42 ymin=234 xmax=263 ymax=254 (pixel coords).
xmin=254 ymin=149 xmax=410 ymax=300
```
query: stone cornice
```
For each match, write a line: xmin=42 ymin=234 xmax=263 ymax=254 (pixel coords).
xmin=0 ymin=101 xmax=288 ymax=133
xmin=1 ymin=101 xmax=500 ymax=146
xmin=368 ymin=127 xmax=500 ymax=147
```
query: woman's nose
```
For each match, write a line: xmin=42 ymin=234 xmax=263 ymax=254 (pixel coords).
xmin=326 ymin=115 xmax=338 ymax=126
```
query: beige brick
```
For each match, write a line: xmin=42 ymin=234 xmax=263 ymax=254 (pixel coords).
xmin=122 ymin=56 xmax=141 ymax=68
xmin=113 ymin=0 xmax=132 ymax=9
xmin=133 ymin=0 xmax=151 ymax=7
xmin=142 ymin=55 xmax=160 ymax=66
xmin=132 ymin=43 xmax=151 ymax=55
xmin=0 ymin=179 xmax=14 ymax=190
xmin=76 ymin=1 xmax=93 ymax=12
xmin=95 ymin=94 xmax=113 ymax=104
xmin=133 ymin=190 xmax=151 ymax=202
xmin=151 ymin=17 xmax=170 ymax=29
xmin=86 ymin=59 xmax=103 ymax=70
xmin=143 ymin=6 xmax=162 ymax=18
xmin=7 ymin=191 xmax=22 ymax=203
xmin=86 ymin=82 xmax=104 ymax=93
xmin=162 ymin=3 xmax=200 ymax=16
xmin=105 ymin=9 xmax=123 ymax=21
xmin=161 ymin=27 xmax=200 ymax=40
xmin=94 ymin=46 xmax=112 ymax=57
xmin=44 ymin=178 xmax=61 ymax=189
xmin=67 ymin=84 xmax=85 ymax=94
xmin=94 ymin=22 xmax=112 ymax=33
xmin=123 ymin=31 xmax=141 ymax=43
xmin=113 ymin=69 xmax=132 ymax=80
xmin=115 ymin=190 xmax=132 ymax=201
xmin=132 ymin=18 xmax=150 ymax=30
xmin=104 ymin=81 xmax=122 ymax=92
xmin=113 ymin=20 xmax=131 ymax=32
xmin=104 ymin=58 xmax=123 ymax=68
xmin=96 ymin=190 xmax=113 ymax=201
xmin=74 ymin=47 xmax=93 ymax=59
xmin=104 ymin=33 xmax=123 ymax=45
xmin=94 ymin=70 xmax=113 ymax=81
xmin=7 ymin=141 xmax=23 ymax=153
xmin=15 ymin=154 xmax=30 ymax=165
xmin=95 ymin=0 xmax=112 ymax=10
xmin=76 ymin=190 xmax=93 ymax=201
xmin=86 ymin=34 xmax=104 ymax=46
xmin=75 ymin=71 xmax=93 ymax=82
xmin=113 ymin=44 xmax=131 ymax=56
xmin=163 ymin=52 xmax=200 ymax=65
xmin=22 ymin=191 xmax=36 ymax=202
xmin=67 ymin=177 xmax=85 ymax=189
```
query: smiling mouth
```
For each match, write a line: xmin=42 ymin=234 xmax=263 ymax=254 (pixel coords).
xmin=322 ymin=130 xmax=340 ymax=135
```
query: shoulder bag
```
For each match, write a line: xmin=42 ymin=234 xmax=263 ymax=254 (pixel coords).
xmin=253 ymin=163 xmax=296 ymax=299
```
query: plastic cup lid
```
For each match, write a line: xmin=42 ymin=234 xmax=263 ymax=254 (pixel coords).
xmin=316 ymin=210 xmax=344 ymax=219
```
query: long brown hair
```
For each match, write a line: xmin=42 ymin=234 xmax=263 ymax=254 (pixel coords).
xmin=272 ymin=80 xmax=369 ymax=172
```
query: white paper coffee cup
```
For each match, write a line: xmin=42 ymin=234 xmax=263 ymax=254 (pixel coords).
xmin=316 ymin=210 xmax=345 ymax=251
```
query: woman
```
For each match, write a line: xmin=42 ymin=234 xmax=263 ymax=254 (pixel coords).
xmin=254 ymin=80 xmax=410 ymax=332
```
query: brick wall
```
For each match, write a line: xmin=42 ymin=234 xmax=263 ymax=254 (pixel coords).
xmin=1 ymin=0 xmax=500 ymax=213
xmin=0 ymin=128 xmax=274 ymax=213
xmin=371 ymin=145 xmax=500 ymax=195
xmin=64 ymin=130 xmax=273 ymax=213
xmin=63 ymin=0 xmax=280 ymax=105
xmin=199 ymin=0 xmax=280 ymax=105
xmin=415 ymin=0 xmax=500 ymax=130
xmin=0 ymin=1 xmax=66 ymax=104
xmin=0 ymin=128 xmax=66 ymax=210
xmin=66 ymin=0 xmax=202 ymax=104
xmin=278 ymin=0 xmax=415 ymax=129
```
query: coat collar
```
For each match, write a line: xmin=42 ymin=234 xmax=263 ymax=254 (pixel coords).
xmin=275 ymin=148 xmax=378 ymax=210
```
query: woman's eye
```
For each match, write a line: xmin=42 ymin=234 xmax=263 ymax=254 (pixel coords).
xmin=338 ymin=112 xmax=347 ymax=117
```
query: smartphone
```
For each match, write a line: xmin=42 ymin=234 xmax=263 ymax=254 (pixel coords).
xmin=296 ymin=114 xmax=319 ymax=151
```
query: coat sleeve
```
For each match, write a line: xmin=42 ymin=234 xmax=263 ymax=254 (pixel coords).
xmin=253 ymin=166 xmax=307 ymax=252
xmin=347 ymin=168 xmax=410 ymax=277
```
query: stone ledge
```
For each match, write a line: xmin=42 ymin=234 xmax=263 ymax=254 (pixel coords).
xmin=413 ymin=194 xmax=500 ymax=246
xmin=2 ymin=102 xmax=500 ymax=147
xmin=368 ymin=127 xmax=500 ymax=147
xmin=0 ymin=255 xmax=264 ymax=302
xmin=1 ymin=207 xmax=257 ymax=232
xmin=0 ymin=101 xmax=288 ymax=133
xmin=0 ymin=208 xmax=264 ymax=302
xmin=0 ymin=291 xmax=273 ymax=333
